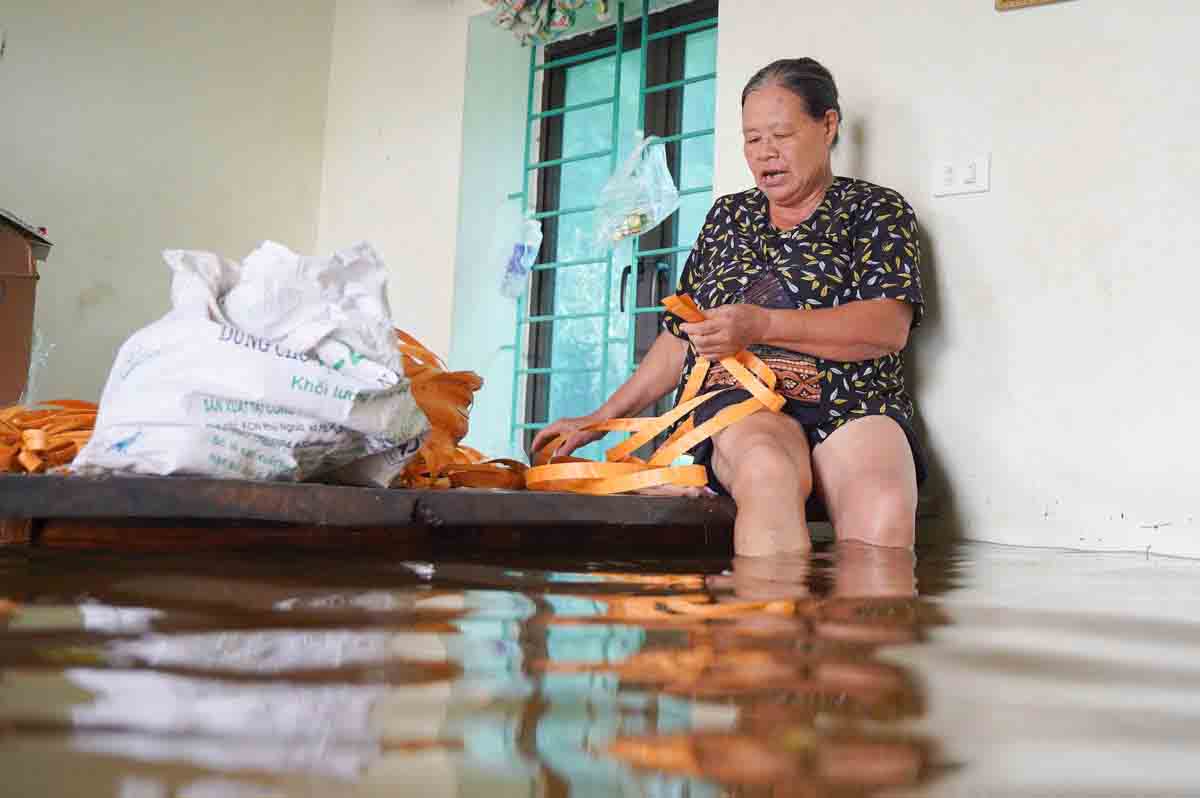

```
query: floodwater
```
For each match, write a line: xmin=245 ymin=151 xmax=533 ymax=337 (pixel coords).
xmin=3 ymin=540 xmax=1200 ymax=797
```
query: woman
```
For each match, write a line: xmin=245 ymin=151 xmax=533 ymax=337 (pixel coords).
xmin=532 ymin=58 xmax=926 ymax=557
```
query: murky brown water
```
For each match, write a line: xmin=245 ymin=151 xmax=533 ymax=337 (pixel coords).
xmin=2 ymin=540 xmax=1200 ymax=797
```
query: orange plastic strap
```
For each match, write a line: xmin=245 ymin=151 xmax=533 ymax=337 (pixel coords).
xmin=601 ymin=382 xmax=728 ymax=463
xmin=524 ymin=293 xmax=788 ymax=496
xmin=648 ymin=396 xmax=765 ymax=466
xmin=524 ymin=462 xmax=709 ymax=495
xmin=443 ymin=459 xmax=527 ymax=490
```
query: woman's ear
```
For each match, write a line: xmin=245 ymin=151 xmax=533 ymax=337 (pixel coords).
xmin=825 ymin=109 xmax=841 ymax=148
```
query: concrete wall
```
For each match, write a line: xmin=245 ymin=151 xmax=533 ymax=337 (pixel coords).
xmin=316 ymin=0 xmax=478 ymax=358
xmin=714 ymin=0 xmax=1200 ymax=553
xmin=1 ymin=0 xmax=334 ymax=401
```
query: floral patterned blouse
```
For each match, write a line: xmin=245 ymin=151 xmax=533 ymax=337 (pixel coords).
xmin=662 ymin=176 xmax=925 ymax=442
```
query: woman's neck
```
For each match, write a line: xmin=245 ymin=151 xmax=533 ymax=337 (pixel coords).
xmin=769 ymin=169 xmax=834 ymax=230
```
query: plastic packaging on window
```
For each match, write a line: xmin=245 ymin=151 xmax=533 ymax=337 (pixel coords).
xmin=491 ymin=200 xmax=544 ymax=299
xmin=594 ymin=134 xmax=680 ymax=251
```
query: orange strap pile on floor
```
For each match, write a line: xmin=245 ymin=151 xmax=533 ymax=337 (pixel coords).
xmin=393 ymin=329 xmax=527 ymax=490
xmin=0 ymin=401 xmax=98 ymax=474
xmin=525 ymin=294 xmax=785 ymax=495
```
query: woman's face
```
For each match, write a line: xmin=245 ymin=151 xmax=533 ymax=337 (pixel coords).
xmin=742 ymin=83 xmax=838 ymax=207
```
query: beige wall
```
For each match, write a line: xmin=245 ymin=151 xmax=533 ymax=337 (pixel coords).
xmin=715 ymin=0 xmax=1200 ymax=553
xmin=2 ymin=0 xmax=335 ymax=401
xmin=316 ymin=0 xmax=478 ymax=357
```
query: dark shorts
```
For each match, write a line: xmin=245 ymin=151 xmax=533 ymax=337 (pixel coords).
xmin=686 ymin=389 xmax=929 ymax=497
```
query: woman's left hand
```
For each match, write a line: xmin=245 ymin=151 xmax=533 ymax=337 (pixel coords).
xmin=680 ymin=303 xmax=771 ymax=360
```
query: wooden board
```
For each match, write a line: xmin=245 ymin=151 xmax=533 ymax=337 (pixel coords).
xmin=0 ymin=474 xmax=736 ymax=530
xmin=0 ymin=474 xmax=419 ymax=526
xmin=0 ymin=474 xmax=935 ymax=553
xmin=34 ymin=518 xmax=434 ymax=553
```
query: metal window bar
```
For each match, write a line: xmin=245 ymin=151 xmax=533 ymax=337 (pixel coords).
xmin=535 ymin=44 xmax=619 ymax=72
xmin=529 ymin=95 xmax=615 ymax=121
xmin=641 ymin=72 xmax=716 ymax=97
xmin=517 ymin=366 xmax=603 ymax=376
xmin=626 ymin=1 xmax=651 ymax=388
xmin=531 ymin=256 xmax=609 ymax=271
xmin=632 ymin=243 xmax=693 ymax=259
xmin=646 ymin=17 xmax=718 ymax=42
xmin=524 ymin=311 xmax=608 ymax=324
xmin=655 ymin=128 xmax=714 ymax=146
xmin=530 ymin=204 xmax=596 ymax=221
xmin=526 ymin=148 xmax=613 ymax=172
xmin=508 ymin=42 xmax=538 ymax=450
xmin=626 ymin=7 xmax=717 ymax=382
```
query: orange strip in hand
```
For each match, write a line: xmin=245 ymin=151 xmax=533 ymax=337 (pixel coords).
xmin=524 ymin=294 xmax=787 ymax=496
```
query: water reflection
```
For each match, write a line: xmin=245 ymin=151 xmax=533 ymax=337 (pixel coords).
xmin=533 ymin=544 xmax=941 ymax=794
xmin=0 ymin=544 xmax=949 ymax=797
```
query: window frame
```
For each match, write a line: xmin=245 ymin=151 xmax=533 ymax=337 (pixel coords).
xmin=511 ymin=0 xmax=719 ymax=455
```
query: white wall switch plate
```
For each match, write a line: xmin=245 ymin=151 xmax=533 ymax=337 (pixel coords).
xmin=933 ymin=153 xmax=990 ymax=197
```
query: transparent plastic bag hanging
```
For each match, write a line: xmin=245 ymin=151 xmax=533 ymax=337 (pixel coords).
xmin=18 ymin=329 xmax=55 ymax=406
xmin=491 ymin=199 xmax=544 ymax=299
xmin=594 ymin=134 xmax=680 ymax=251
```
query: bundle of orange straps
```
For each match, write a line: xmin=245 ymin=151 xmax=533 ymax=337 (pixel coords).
xmin=522 ymin=293 xmax=786 ymax=494
xmin=0 ymin=400 xmax=98 ymax=473
xmin=392 ymin=329 xmax=527 ymax=490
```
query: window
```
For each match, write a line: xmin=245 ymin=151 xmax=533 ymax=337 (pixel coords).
xmin=509 ymin=0 xmax=718 ymax=459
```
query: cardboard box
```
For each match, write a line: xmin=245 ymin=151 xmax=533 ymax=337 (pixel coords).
xmin=0 ymin=210 xmax=53 ymax=405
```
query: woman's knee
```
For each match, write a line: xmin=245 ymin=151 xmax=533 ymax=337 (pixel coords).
xmin=716 ymin=435 xmax=812 ymax=498
xmin=833 ymin=483 xmax=916 ymax=547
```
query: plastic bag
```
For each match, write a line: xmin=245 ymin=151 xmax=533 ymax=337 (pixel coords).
xmin=18 ymin=329 xmax=55 ymax=406
xmin=71 ymin=241 xmax=430 ymax=486
xmin=491 ymin=200 xmax=543 ymax=299
xmin=594 ymin=134 xmax=680 ymax=250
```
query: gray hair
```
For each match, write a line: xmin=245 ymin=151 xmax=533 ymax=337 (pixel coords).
xmin=741 ymin=58 xmax=841 ymax=148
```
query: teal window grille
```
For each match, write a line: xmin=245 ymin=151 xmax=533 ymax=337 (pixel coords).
xmin=508 ymin=0 xmax=718 ymax=459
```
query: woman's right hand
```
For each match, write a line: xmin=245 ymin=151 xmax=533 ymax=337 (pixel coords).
xmin=529 ymin=414 xmax=608 ymax=460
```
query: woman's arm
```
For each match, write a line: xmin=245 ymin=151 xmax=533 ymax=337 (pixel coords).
xmin=595 ymin=330 xmax=689 ymax=419
xmin=530 ymin=331 xmax=688 ymax=456
xmin=681 ymin=298 xmax=913 ymax=363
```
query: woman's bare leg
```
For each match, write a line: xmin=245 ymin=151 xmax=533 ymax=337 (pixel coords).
xmin=710 ymin=411 xmax=813 ymax=557
xmin=812 ymin=415 xmax=918 ymax=549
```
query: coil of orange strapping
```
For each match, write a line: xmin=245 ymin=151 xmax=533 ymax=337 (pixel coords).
xmin=0 ymin=400 xmax=98 ymax=474
xmin=524 ymin=294 xmax=785 ymax=495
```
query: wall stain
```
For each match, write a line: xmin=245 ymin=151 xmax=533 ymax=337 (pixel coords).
xmin=76 ymin=280 xmax=117 ymax=316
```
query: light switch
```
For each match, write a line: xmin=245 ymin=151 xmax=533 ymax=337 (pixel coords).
xmin=933 ymin=161 xmax=956 ymax=195
xmin=933 ymin=153 xmax=991 ymax=197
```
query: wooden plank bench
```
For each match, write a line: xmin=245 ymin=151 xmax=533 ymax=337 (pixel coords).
xmin=0 ymin=474 xmax=934 ymax=553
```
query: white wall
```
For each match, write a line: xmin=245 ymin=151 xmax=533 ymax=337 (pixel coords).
xmin=716 ymin=0 xmax=1200 ymax=554
xmin=317 ymin=0 xmax=479 ymax=358
xmin=1 ymin=0 xmax=335 ymax=401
